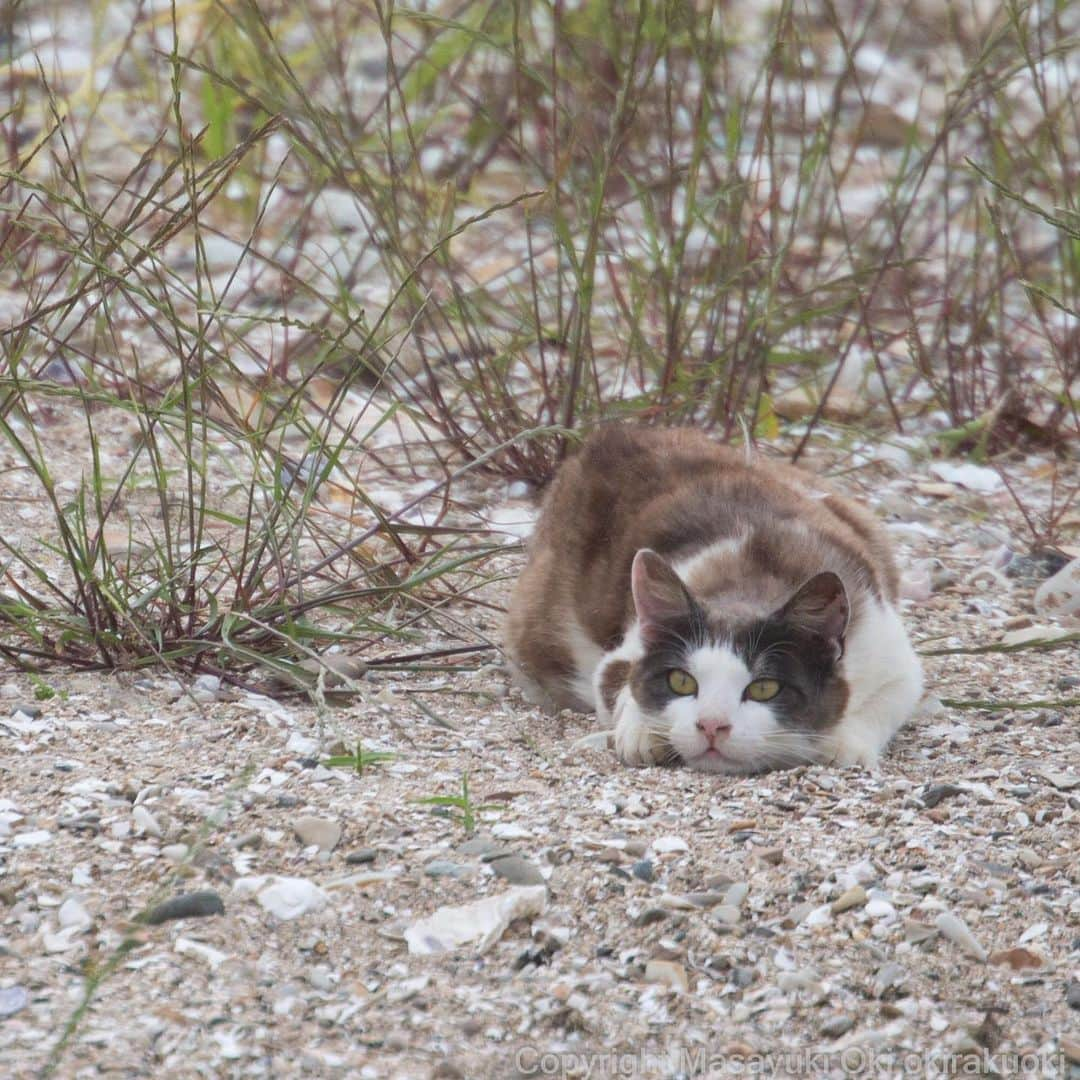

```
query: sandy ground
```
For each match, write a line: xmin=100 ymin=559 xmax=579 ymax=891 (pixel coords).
xmin=1 ymin=438 xmax=1079 ymax=1080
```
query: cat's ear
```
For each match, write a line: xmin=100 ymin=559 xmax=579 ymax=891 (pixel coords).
xmin=780 ymin=572 xmax=849 ymax=659
xmin=631 ymin=549 xmax=693 ymax=642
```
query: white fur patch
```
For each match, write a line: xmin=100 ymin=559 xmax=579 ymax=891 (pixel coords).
xmin=827 ymin=599 xmax=923 ymax=767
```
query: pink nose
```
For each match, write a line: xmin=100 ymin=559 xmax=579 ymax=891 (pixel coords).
xmin=696 ymin=716 xmax=731 ymax=740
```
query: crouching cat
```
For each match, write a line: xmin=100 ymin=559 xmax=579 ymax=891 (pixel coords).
xmin=504 ymin=426 xmax=923 ymax=774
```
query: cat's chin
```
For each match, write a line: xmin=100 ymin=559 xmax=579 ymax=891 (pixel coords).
xmin=681 ymin=748 xmax=762 ymax=775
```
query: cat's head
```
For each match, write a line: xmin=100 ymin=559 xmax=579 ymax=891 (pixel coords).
xmin=628 ymin=549 xmax=850 ymax=774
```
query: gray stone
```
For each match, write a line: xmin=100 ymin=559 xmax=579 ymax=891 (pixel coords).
xmin=457 ymin=833 xmax=506 ymax=860
xmin=634 ymin=907 xmax=669 ymax=928
xmin=631 ymin=859 xmax=655 ymax=883
xmin=293 ymin=816 xmax=342 ymax=852
xmin=922 ymin=783 xmax=964 ymax=808
xmin=424 ymin=860 xmax=475 ymax=880
xmin=821 ymin=1016 xmax=855 ymax=1038
xmin=345 ymin=848 xmax=377 ymax=865
xmin=144 ymin=890 xmax=225 ymax=925
xmin=0 ymin=986 xmax=29 ymax=1018
xmin=488 ymin=854 xmax=544 ymax=886
xmin=1067 ymin=980 xmax=1080 ymax=1010
xmin=11 ymin=703 xmax=41 ymax=719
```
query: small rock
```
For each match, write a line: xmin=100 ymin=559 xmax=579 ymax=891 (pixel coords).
xmin=345 ymin=848 xmax=377 ymax=865
xmin=457 ymin=833 xmax=505 ymax=859
xmin=191 ymin=674 xmax=221 ymax=703
xmin=922 ymin=783 xmax=964 ymax=809
xmin=144 ymin=891 xmax=225 ymax=925
xmin=872 ymin=962 xmax=907 ymax=998
xmin=865 ymin=898 xmax=897 ymax=921
xmin=1062 ymin=1037 xmax=1080 ymax=1065
xmin=831 ymin=885 xmax=867 ymax=914
xmin=754 ymin=847 xmax=784 ymax=866
xmin=293 ymin=816 xmax=342 ymax=853
xmin=631 ymin=859 xmax=655 ymax=883
xmin=0 ymin=986 xmax=30 ymax=1018
xmin=132 ymin=805 xmax=163 ymax=838
xmin=57 ymin=899 xmax=92 ymax=932
xmin=1058 ymin=675 xmax=1080 ymax=691
xmin=731 ymin=966 xmax=755 ymax=988
xmin=488 ymin=854 xmax=544 ymax=887
xmin=988 ymin=947 xmax=1043 ymax=970
xmin=161 ymin=844 xmax=189 ymax=863
xmin=651 ymin=835 xmax=688 ymax=855
xmin=1066 ymin=980 xmax=1080 ymax=1010
xmin=424 ymin=860 xmax=475 ymax=880
xmin=712 ymin=905 xmax=742 ymax=926
xmin=935 ymin=911 xmax=987 ymax=962
xmin=13 ymin=829 xmax=52 ymax=848
xmin=1039 ymin=769 xmax=1080 ymax=792
xmin=237 ymin=875 xmax=328 ymax=921
xmin=634 ymin=907 xmax=669 ymax=928
xmin=11 ymin=703 xmax=41 ymax=719
xmin=904 ymin=919 xmax=937 ymax=944
xmin=644 ymin=959 xmax=688 ymax=993
xmin=820 ymin=1016 xmax=854 ymax=1038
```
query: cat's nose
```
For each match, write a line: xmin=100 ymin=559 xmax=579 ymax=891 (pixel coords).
xmin=696 ymin=716 xmax=731 ymax=739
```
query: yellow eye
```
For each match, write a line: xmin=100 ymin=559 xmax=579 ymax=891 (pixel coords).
xmin=745 ymin=678 xmax=781 ymax=702
xmin=667 ymin=669 xmax=698 ymax=696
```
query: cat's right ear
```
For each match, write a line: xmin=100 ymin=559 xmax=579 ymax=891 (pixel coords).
xmin=631 ymin=549 xmax=693 ymax=642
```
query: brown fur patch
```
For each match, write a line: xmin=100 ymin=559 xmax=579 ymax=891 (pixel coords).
xmin=599 ymin=660 xmax=631 ymax=713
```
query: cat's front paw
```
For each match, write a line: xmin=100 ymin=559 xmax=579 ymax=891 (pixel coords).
xmin=614 ymin=709 xmax=665 ymax=767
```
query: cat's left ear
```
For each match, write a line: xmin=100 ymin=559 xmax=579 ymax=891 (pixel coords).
xmin=780 ymin=572 xmax=849 ymax=660
xmin=631 ymin=549 xmax=694 ymax=643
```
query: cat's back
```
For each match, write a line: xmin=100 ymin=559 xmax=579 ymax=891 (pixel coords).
xmin=504 ymin=425 xmax=899 ymax=710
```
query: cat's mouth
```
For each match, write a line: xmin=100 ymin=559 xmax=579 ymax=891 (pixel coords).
xmin=683 ymin=746 xmax=745 ymax=774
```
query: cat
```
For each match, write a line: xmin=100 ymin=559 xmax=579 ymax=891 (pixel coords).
xmin=503 ymin=425 xmax=923 ymax=773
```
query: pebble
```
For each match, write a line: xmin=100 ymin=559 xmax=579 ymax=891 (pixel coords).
xmin=712 ymin=905 xmax=742 ymax=926
xmin=144 ymin=890 xmax=225 ymax=925
xmin=872 ymin=962 xmax=906 ymax=998
xmin=488 ymin=854 xmax=545 ymax=887
xmin=935 ymin=911 xmax=987 ymax=962
xmin=651 ymin=835 xmax=688 ymax=854
xmin=424 ymin=860 xmax=475 ymax=880
xmin=237 ymin=875 xmax=328 ymax=921
xmin=988 ymin=947 xmax=1043 ymax=970
xmin=644 ymin=959 xmax=688 ymax=993
xmin=345 ymin=848 xmax=377 ymax=865
xmin=161 ymin=844 xmax=189 ymax=863
xmin=57 ymin=898 xmax=92 ymax=932
xmin=865 ymin=898 xmax=897 ymax=921
xmin=191 ymin=674 xmax=221 ymax=703
xmin=634 ymin=908 xmax=669 ymax=928
xmin=457 ymin=834 xmax=506 ymax=859
xmin=631 ymin=859 xmax=655 ymax=883
xmin=1067 ymin=980 xmax=1080 ymax=1010
xmin=821 ymin=1016 xmax=854 ymax=1038
xmin=293 ymin=816 xmax=342 ymax=852
xmin=921 ymin=783 xmax=964 ymax=808
xmin=132 ymin=805 xmax=162 ymax=837
xmin=904 ymin=919 xmax=937 ymax=944
xmin=831 ymin=885 xmax=867 ymax=914
xmin=0 ymin=985 xmax=29 ymax=1018
xmin=13 ymin=829 xmax=52 ymax=848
